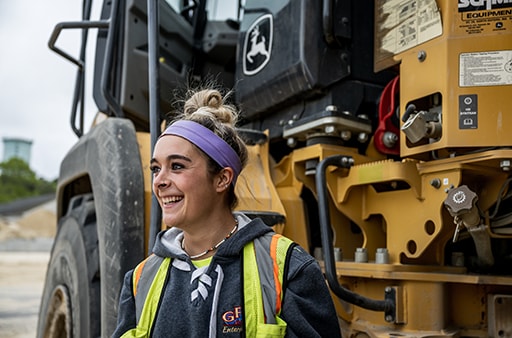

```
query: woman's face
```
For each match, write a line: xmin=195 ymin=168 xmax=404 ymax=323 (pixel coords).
xmin=150 ymin=135 xmax=220 ymax=228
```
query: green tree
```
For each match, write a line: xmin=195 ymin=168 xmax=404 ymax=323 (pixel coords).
xmin=0 ymin=158 xmax=57 ymax=203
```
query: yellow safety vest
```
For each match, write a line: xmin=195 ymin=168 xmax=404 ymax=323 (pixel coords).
xmin=121 ymin=233 xmax=295 ymax=338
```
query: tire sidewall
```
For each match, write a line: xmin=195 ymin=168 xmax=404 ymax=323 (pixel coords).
xmin=37 ymin=215 xmax=91 ymax=338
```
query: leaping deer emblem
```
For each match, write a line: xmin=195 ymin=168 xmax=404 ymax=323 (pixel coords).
xmin=246 ymin=25 xmax=269 ymax=63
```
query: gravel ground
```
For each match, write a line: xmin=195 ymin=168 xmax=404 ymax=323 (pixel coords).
xmin=0 ymin=199 xmax=56 ymax=337
xmin=0 ymin=246 xmax=51 ymax=338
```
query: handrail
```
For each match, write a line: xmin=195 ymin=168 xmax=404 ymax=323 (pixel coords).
xmin=48 ymin=19 xmax=109 ymax=137
xmin=315 ymin=155 xmax=396 ymax=319
xmin=48 ymin=21 xmax=109 ymax=70
xmin=147 ymin=0 xmax=162 ymax=254
xmin=99 ymin=0 xmax=124 ymax=118
xmin=322 ymin=0 xmax=335 ymax=46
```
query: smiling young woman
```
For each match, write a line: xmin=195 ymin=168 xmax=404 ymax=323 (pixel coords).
xmin=112 ymin=88 xmax=341 ymax=338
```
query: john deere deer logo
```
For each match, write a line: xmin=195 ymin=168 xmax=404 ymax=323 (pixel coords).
xmin=243 ymin=14 xmax=273 ymax=76
xmin=246 ymin=25 xmax=269 ymax=63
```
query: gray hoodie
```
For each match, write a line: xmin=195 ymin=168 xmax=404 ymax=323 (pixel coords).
xmin=112 ymin=213 xmax=341 ymax=337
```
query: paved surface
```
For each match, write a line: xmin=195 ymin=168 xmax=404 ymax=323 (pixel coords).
xmin=0 ymin=251 xmax=50 ymax=338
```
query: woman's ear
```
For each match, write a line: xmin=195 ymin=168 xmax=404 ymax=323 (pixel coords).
xmin=216 ymin=167 xmax=235 ymax=192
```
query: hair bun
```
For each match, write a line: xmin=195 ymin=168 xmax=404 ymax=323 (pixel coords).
xmin=184 ymin=89 xmax=237 ymax=126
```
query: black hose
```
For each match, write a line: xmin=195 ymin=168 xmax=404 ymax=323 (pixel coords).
xmin=315 ymin=155 xmax=395 ymax=313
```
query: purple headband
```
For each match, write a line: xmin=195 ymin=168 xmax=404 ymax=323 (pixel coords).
xmin=161 ymin=120 xmax=242 ymax=185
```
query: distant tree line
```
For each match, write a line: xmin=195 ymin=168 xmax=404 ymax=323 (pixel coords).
xmin=0 ymin=158 xmax=57 ymax=203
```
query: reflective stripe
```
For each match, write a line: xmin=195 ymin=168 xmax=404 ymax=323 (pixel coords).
xmin=253 ymin=235 xmax=276 ymax=324
xmin=270 ymin=235 xmax=282 ymax=315
xmin=132 ymin=257 xmax=148 ymax=298
xmin=272 ymin=234 xmax=292 ymax=315
xmin=122 ymin=256 xmax=170 ymax=337
xmin=243 ymin=241 xmax=264 ymax=337
xmin=132 ymin=255 xmax=165 ymax=323
xmin=246 ymin=233 xmax=294 ymax=337
xmin=126 ymin=233 xmax=294 ymax=337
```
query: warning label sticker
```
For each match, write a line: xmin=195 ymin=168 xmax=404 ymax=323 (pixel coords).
xmin=374 ymin=0 xmax=442 ymax=71
xmin=460 ymin=50 xmax=512 ymax=87
xmin=376 ymin=0 xmax=442 ymax=55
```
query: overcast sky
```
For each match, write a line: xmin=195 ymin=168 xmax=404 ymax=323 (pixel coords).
xmin=0 ymin=0 xmax=101 ymax=180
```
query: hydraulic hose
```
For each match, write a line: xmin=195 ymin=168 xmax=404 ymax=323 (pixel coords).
xmin=315 ymin=155 xmax=395 ymax=314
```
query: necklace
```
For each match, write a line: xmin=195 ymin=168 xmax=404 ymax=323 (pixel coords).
xmin=182 ymin=220 xmax=238 ymax=259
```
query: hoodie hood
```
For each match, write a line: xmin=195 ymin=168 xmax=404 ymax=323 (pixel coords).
xmin=152 ymin=212 xmax=273 ymax=260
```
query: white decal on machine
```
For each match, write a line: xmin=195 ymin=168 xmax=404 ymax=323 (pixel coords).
xmin=243 ymin=14 xmax=273 ymax=76
xmin=458 ymin=0 xmax=512 ymax=11
xmin=374 ymin=0 xmax=442 ymax=71
xmin=459 ymin=50 xmax=512 ymax=87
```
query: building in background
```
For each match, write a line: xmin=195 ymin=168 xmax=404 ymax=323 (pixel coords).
xmin=2 ymin=138 xmax=33 ymax=165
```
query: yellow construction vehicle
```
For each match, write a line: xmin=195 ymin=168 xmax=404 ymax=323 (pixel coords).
xmin=38 ymin=0 xmax=512 ymax=336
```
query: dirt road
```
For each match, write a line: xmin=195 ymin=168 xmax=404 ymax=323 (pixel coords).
xmin=0 ymin=251 xmax=50 ymax=338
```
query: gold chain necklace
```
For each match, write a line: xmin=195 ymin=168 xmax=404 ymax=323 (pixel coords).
xmin=182 ymin=221 xmax=238 ymax=260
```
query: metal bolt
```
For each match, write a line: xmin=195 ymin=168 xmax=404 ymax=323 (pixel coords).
xmin=430 ymin=178 xmax=441 ymax=189
xmin=286 ymin=138 xmax=297 ymax=148
xmin=355 ymin=248 xmax=368 ymax=263
xmin=340 ymin=157 xmax=354 ymax=166
xmin=326 ymin=105 xmax=338 ymax=112
xmin=357 ymin=133 xmax=368 ymax=143
xmin=376 ymin=248 xmax=389 ymax=264
xmin=418 ymin=50 xmax=427 ymax=62
xmin=334 ymin=247 xmax=343 ymax=261
xmin=382 ymin=132 xmax=398 ymax=148
xmin=325 ymin=125 xmax=336 ymax=134
xmin=340 ymin=130 xmax=352 ymax=141
xmin=500 ymin=160 xmax=511 ymax=171
xmin=444 ymin=184 xmax=455 ymax=193
xmin=385 ymin=315 xmax=394 ymax=322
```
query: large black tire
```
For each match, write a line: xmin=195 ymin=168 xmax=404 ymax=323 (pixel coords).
xmin=37 ymin=194 xmax=100 ymax=338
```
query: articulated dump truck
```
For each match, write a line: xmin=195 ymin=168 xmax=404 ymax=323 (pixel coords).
xmin=38 ymin=0 xmax=512 ymax=337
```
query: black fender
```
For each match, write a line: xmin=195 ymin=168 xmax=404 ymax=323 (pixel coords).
xmin=57 ymin=117 xmax=145 ymax=336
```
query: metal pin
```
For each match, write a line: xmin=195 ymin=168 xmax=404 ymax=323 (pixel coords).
xmin=452 ymin=220 xmax=462 ymax=243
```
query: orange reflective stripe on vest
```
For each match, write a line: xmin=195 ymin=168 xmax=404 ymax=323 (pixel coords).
xmin=270 ymin=234 xmax=283 ymax=315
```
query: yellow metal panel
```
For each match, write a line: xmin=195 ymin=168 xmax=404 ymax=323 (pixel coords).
xmin=136 ymin=132 xmax=153 ymax=254
xmin=396 ymin=0 xmax=512 ymax=157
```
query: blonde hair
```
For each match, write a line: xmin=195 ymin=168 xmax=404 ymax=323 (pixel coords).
xmin=173 ymin=88 xmax=248 ymax=208
xmin=183 ymin=89 xmax=239 ymax=126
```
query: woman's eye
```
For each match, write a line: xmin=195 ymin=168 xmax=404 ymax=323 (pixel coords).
xmin=150 ymin=166 xmax=160 ymax=175
xmin=171 ymin=163 xmax=184 ymax=170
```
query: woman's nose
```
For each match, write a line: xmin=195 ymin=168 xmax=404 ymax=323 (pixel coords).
xmin=153 ymin=171 xmax=168 ymax=189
